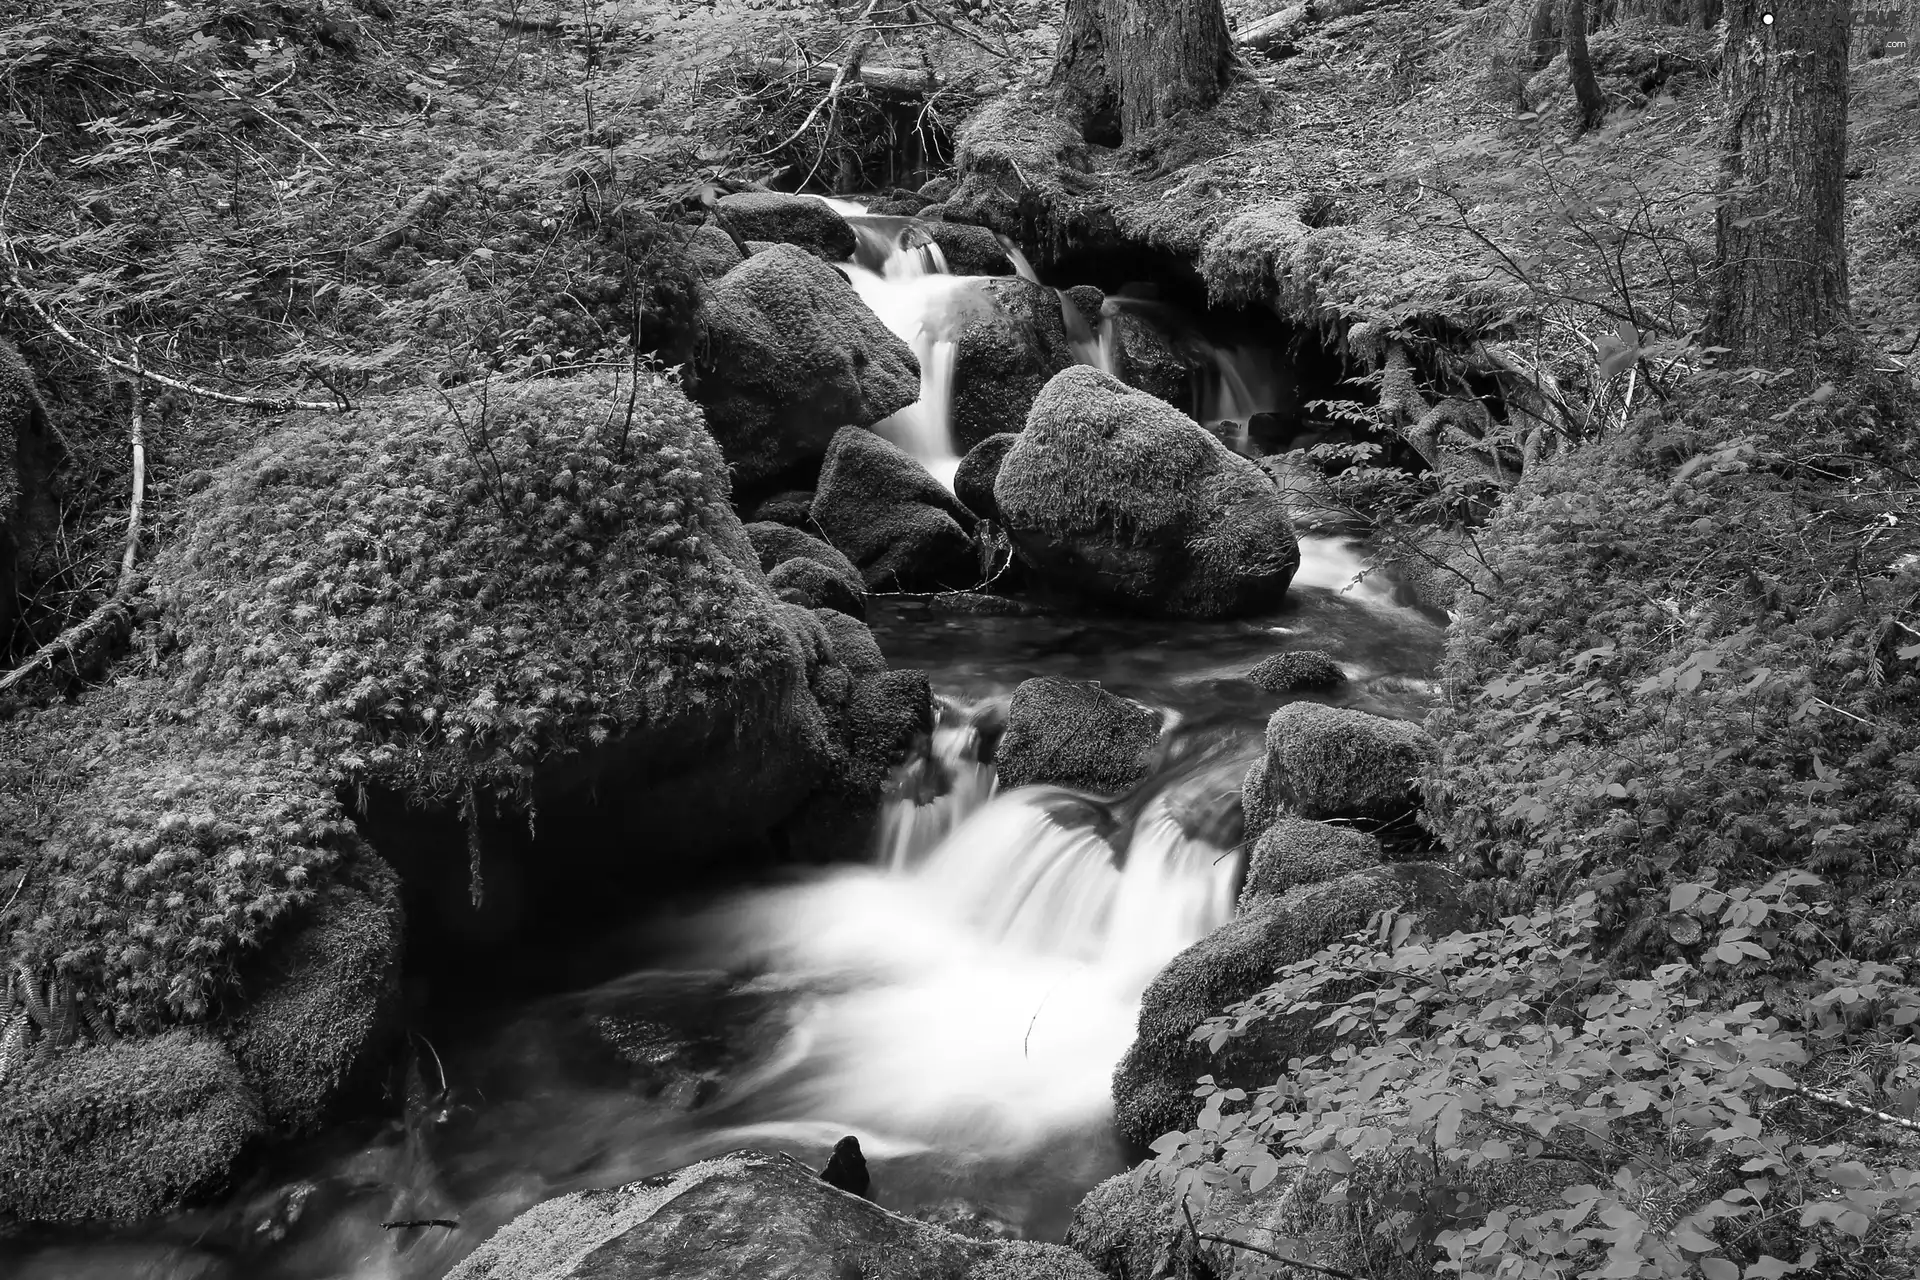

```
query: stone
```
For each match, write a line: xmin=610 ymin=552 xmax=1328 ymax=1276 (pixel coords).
xmin=995 ymin=367 xmax=1300 ymax=619
xmin=219 ymin=848 xmax=405 ymax=1134
xmin=693 ymin=246 xmax=920 ymax=486
xmin=750 ymin=489 xmax=817 ymax=527
xmin=954 ymin=432 xmax=1019 ymax=524
xmin=444 ymin=1149 xmax=1103 ymax=1280
xmin=820 ymin=1135 xmax=871 ymax=1197
xmin=995 ymin=676 xmax=1162 ymax=795
xmin=814 ymin=607 xmax=887 ymax=676
xmin=1061 ymin=285 xmax=1105 ymax=330
xmin=745 ymin=522 xmax=864 ymax=595
xmin=713 ymin=191 xmax=856 ymax=261
xmin=1246 ymin=650 xmax=1346 ymax=694
xmin=0 ymin=1030 xmax=264 ymax=1222
xmin=1111 ymin=863 xmax=1467 ymax=1146
xmin=682 ymin=222 xmax=746 ymax=279
xmin=930 ymin=590 xmax=1040 ymax=616
xmin=1239 ymin=817 xmax=1380 ymax=904
xmin=1109 ymin=308 xmax=1203 ymax=411
xmin=811 ymin=426 xmax=979 ymax=592
xmin=1241 ymin=702 xmax=1437 ymax=834
xmin=770 ymin=557 xmax=866 ymax=618
xmin=926 ymin=221 xmax=1015 ymax=276
xmin=951 ymin=278 xmax=1080 ymax=454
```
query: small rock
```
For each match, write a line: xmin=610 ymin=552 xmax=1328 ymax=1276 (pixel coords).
xmin=929 ymin=591 xmax=1038 ymax=616
xmin=713 ymin=191 xmax=856 ymax=261
xmin=749 ymin=489 xmax=817 ymax=527
xmin=925 ymin=221 xmax=1014 ymax=276
xmin=1246 ymin=650 xmax=1346 ymax=694
xmin=821 ymin=1135 xmax=871 ymax=1198
xmin=953 ymin=432 xmax=1020 ymax=524
xmin=811 ymin=427 xmax=979 ymax=592
xmin=1242 ymin=702 xmax=1437 ymax=833
xmin=1061 ymin=284 xmax=1105 ymax=330
xmin=770 ymin=558 xmax=865 ymax=619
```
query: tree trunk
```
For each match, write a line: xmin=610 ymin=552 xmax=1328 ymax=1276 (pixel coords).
xmin=1053 ymin=0 xmax=1234 ymax=144
xmin=1707 ymin=0 xmax=1850 ymax=364
xmin=1564 ymin=0 xmax=1605 ymax=129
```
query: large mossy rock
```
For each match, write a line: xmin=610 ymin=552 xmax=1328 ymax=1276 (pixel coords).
xmin=812 ymin=426 xmax=980 ymax=591
xmin=445 ymin=1149 xmax=1101 ymax=1280
xmin=692 ymin=245 xmax=920 ymax=486
xmin=926 ymin=221 xmax=1015 ymax=276
xmin=746 ymin=520 xmax=867 ymax=617
xmin=1241 ymin=702 xmax=1437 ymax=832
xmin=995 ymin=367 xmax=1299 ymax=619
xmin=1112 ymin=863 xmax=1466 ymax=1146
xmin=0 ymin=1030 xmax=263 ymax=1222
xmin=995 ymin=676 xmax=1162 ymax=795
xmin=713 ymin=191 xmax=857 ymax=262
xmin=954 ymin=432 xmax=1018 ymax=525
xmin=219 ymin=848 xmax=405 ymax=1134
xmin=951 ymin=278 xmax=1079 ymax=454
xmin=1239 ymin=817 xmax=1380 ymax=904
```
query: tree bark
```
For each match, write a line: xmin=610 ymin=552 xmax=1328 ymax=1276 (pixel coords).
xmin=1053 ymin=0 xmax=1234 ymax=143
xmin=1564 ymin=0 xmax=1605 ymax=130
xmin=1707 ymin=0 xmax=1850 ymax=364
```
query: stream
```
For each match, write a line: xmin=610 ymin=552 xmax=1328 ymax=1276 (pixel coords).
xmin=0 ymin=204 xmax=1447 ymax=1280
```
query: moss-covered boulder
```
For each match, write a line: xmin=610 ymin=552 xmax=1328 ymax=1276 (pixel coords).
xmin=745 ymin=521 xmax=864 ymax=596
xmin=926 ymin=221 xmax=1015 ymax=276
xmin=1239 ymin=817 xmax=1380 ymax=904
xmin=955 ymin=432 xmax=1019 ymax=525
xmin=713 ymin=191 xmax=856 ymax=262
xmin=445 ymin=1149 xmax=1100 ymax=1280
xmin=692 ymin=245 xmax=921 ymax=485
xmin=1064 ymin=1170 xmax=1179 ymax=1280
xmin=1112 ymin=863 xmax=1466 ymax=1146
xmin=683 ymin=222 xmax=746 ymax=279
xmin=814 ymin=607 xmax=886 ymax=675
xmin=1241 ymin=702 xmax=1437 ymax=832
xmin=996 ymin=367 xmax=1299 ymax=619
xmin=952 ymin=278 xmax=1080 ymax=454
xmin=995 ymin=676 xmax=1162 ymax=795
xmin=1246 ymin=649 xmax=1346 ymax=694
xmin=218 ymin=848 xmax=404 ymax=1134
xmin=0 ymin=337 xmax=57 ymax=649
xmin=769 ymin=556 xmax=866 ymax=618
xmin=812 ymin=426 xmax=980 ymax=591
xmin=0 ymin=1029 xmax=263 ymax=1222
xmin=750 ymin=488 xmax=816 ymax=526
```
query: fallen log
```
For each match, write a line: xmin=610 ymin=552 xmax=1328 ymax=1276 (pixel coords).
xmin=1236 ymin=2 xmax=1312 ymax=52
xmin=752 ymin=56 xmax=938 ymax=97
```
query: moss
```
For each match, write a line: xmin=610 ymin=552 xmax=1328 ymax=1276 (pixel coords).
xmin=1246 ymin=650 xmax=1347 ymax=695
xmin=1240 ymin=817 xmax=1381 ymax=904
xmin=1064 ymin=1171 xmax=1175 ymax=1280
xmin=963 ymin=1240 xmax=1105 ymax=1280
xmin=0 ymin=691 xmax=352 ymax=1027
xmin=1112 ymin=864 xmax=1467 ymax=1146
xmin=950 ymin=279 xmax=1079 ymax=455
xmin=813 ymin=608 xmax=886 ymax=676
xmin=744 ymin=521 xmax=864 ymax=597
xmin=1243 ymin=701 xmax=1437 ymax=829
xmin=147 ymin=372 xmax=807 ymax=810
xmin=955 ymin=433 xmax=1020 ymax=526
xmin=712 ymin=191 xmax=856 ymax=261
xmin=219 ymin=846 xmax=404 ymax=1133
xmin=811 ymin=427 xmax=980 ymax=592
xmin=0 ymin=1029 xmax=262 ymax=1222
xmin=682 ymin=223 xmax=746 ymax=280
xmin=995 ymin=676 xmax=1162 ymax=795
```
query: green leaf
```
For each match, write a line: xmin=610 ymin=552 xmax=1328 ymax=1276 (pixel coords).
xmin=1700 ymin=1262 xmax=1739 ymax=1280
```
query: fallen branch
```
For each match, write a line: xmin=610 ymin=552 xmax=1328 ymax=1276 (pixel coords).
xmin=0 ymin=577 xmax=146 ymax=698
xmin=1236 ymin=2 xmax=1312 ymax=52
xmin=1182 ymin=1200 xmax=1377 ymax=1280
xmin=120 ymin=367 xmax=146 ymax=585
xmin=484 ymin=8 xmax=566 ymax=32
xmin=381 ymin=1219 xmax=460 ymax=1230
xmin=752 ymin=56 xmax=936 ymax=99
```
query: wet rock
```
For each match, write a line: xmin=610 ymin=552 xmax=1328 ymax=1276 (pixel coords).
xmin=917 ymin=176 xmax=957 ymax=202
xmin=811 ymin=426 xmax=979 ymax=592
xmin=745 ymin=522 xmax=865 ymax=595
xmin=951 ymin=278 xmax=1080 ymax=454
xmin=1109 ymin=309 xmax=1203 ymax=410
xmin=926 ymin=221 xmax=1014 ymax=276
xmin=0 ymin=1030 xmax=264 ymax=1222
xmin=444 ymin=1149 xmax=1103 ymax=1280
xmin=954 ymin=432 xmax=1019 ymax=524
xmin=914 ymin=1200 xmax=1024 ymax=1241
xmin=1241 ymin=701 xmax=1436 ymax=833
xmin=693 ymin=246 xmax=920 ymax=487
xmin=750 ymin=489 xmax=817 ymax=527
xmin=682 ymin=222 xmax=745 ymax=280
xmin=1111 ymin=863 xmax=1467 ymax=1146
xmin=1246 ymin=649 xmax=1346 ymax=694
xmin=930 ymin=590 xmax=1039 ymax=616
xmin=813 ymin=607 xmax=887 ymax=675
xmin=995 ymin=676 xmax=1162 ymax=796
xmin=1244 ymin=410 xmax=1291 ymax=455
xmin=916 ymin=202 xmax=949 ymax=221
xmin=713 ymin=191 xmax=856 ymax=261
xmin=820 ymin=1135 xmax=871 ymax=1197
xmin=868 ymin=188 xmax=931 ymax=217
xmin=770 ymin=557 xmax=866 ymax=618
xmin=1239 ymin=817 xmax=1380 ymax=904
xmin=220 ymin=849 xmax=405 ymax=1134
xmin=785 ymin=666 xmax=935 ymax=860
xmin=1061 ymin=285 xmax=1105 ymax=329
xmin=996 ymin=367 xmax=1300 ymax=619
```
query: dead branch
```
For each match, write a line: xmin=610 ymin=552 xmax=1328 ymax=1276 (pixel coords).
xmin=120 ymin=368 xmax=146 ymax=585
xmin=1237 ymin=2 xmax=1313 ymax=52
xmin=752 ymin=56 xmax=938 ymax=97
xmin=484 ymin=8 xmax=566 ymax=33
xmin=0 ymin=578 xmax=146 ymax=698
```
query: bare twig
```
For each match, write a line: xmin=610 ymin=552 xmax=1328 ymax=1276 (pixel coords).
xmin=1182 ymin=1200 xmax=1378 ymax=1280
